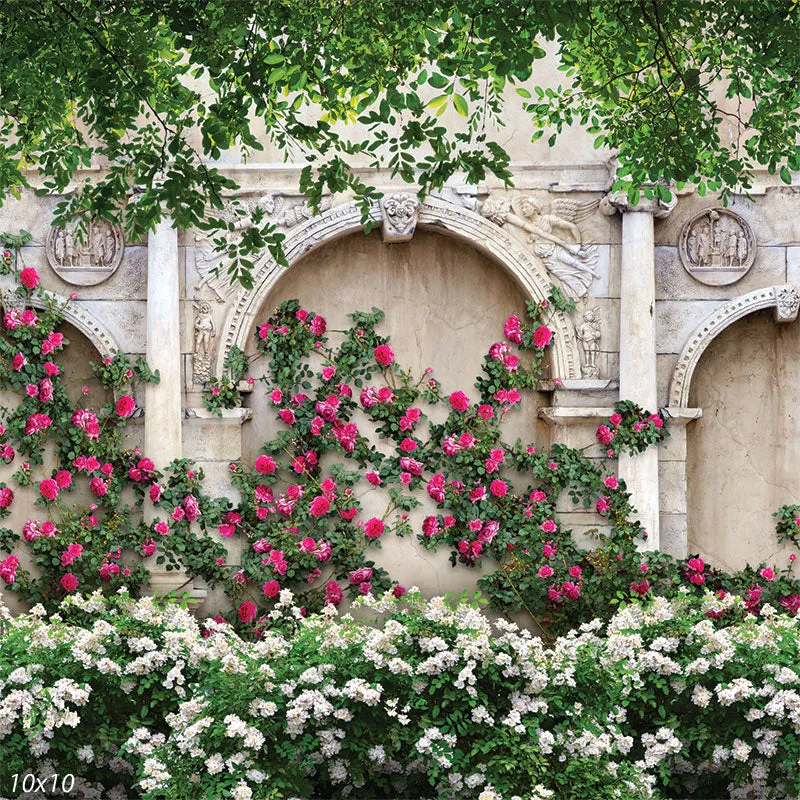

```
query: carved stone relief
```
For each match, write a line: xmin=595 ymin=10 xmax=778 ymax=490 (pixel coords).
xmin=192 ymin=300 xmax=217 ymax=384
xmin=678 ymin=208 xmax=755 ymax=286
xmin=379 ymin=192 xmax=420 ymax=242
xmin=195 ymin=193 xmax=333 ymax=302
xmin=575 ymin=306 xmax=602 ymax=378
xmin=46 ymin=218 xmax=124 ymax=286
xmin=479 ymin=195 xmax=601 ymax=299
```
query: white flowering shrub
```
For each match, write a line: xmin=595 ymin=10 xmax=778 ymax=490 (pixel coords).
xmin=3 ymin=588 xmax=800 ymax=799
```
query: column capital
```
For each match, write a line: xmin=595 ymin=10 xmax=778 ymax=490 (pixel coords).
xmin=600 ymin=190 xmax=676 ymax=218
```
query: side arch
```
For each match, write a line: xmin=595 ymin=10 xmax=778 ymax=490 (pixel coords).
xmin=14 ymin=288 xmax=123 ymax=359
xmin=215 ymin=196 xmax=583 ymax=380
xmin=668 ymin=285 xmax=800 ymax=408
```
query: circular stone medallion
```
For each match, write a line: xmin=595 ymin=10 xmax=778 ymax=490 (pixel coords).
xmin=678 ymin=208 xmax=755 ymax=286
xmin=46 ymin=219 xmax=124 ymax=286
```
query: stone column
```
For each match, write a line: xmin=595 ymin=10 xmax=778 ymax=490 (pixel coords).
xmin=145 ymin=217 xmax=182 ymax=464
xmin=145 ymin=217 xmax=183 ymax=594
xmin=600 ymin=192 xmax=675 ymax=550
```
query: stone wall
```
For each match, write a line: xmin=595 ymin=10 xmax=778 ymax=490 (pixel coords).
xmin=2 ymin=157 xmax=800 ymax=607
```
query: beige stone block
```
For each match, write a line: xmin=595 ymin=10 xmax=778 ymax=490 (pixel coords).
xmin=657 ymin=422 xmax=688 ymax=462
xmin=656 ymin=300 xmax=725 ymax=354
xmin=655 ymin=245 xmax=786 ymax=301
xmin=787 ymin=246 xmax=800 ymax=284
xmin=659 ymin=514 xmax=687 ymax=559
xmin=658 ymin=460 xmax=687 ymax=515
xmin=657 ymin=353 xmax=680 ymax=408
xmin=78 ymin=300 xmax=147 ymax=353
xmin=0 ymin=193 xmax=58 ymax=246
xmin=194 ymin=460 xmax=241 ymax=504
xmin=22 ymin=244 xmax=148 ymax=301
xmin=182 ymin=416 xmax=246 ymax=461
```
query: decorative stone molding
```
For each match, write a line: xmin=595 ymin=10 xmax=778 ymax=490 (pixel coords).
xmin=215 ymin=195 xmax=584 ymax=382
xmin=379 ymin=192 xmax=420 ymax=242
xmin=678 ymin=207 xmax=755 ymax=286
xmin=194 ymin=193 xmax=333 ymax=303
xmin=46 ymin=218 xmax=124 ymax=285
xmin=479 ymin=194 xmax=601 ymax=299
xmin=668 ymin=285 xmax=800 ymax=408
xmin=599 ymin=191 xmax=677 ymax=218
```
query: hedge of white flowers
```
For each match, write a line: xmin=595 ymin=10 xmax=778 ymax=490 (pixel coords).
xmin=2 ymin=588 xmax=800 ymax=800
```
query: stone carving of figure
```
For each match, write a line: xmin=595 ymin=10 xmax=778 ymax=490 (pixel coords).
xmin=725 ymin=227 xmax=738 ymax=267
xmin=576 ymin=307 xmax=602 ymax=378
xmin=105 ymin=231 xmax=115 ymax=265
xmin=193 ymin=301 xmax=216 ymax=383
xmin=737 ymin=230 xmax=748 ymax=266
xmin=54 ymin=229 xmax=66 ymax=266
xmin=686 ymin=230 xmax=698 ymax=265
xmin=92 ymin=225 xmax=106 ymax=266
xmin=65 ymin=228 xmax=76 ymax=267
xmin=480 ymin=195 xmax=600 ymax=298
xmin=696 ymin=224 xmax=710 ymax=266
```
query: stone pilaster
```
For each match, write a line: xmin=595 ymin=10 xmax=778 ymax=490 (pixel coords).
xmin=601 ymin=192 xmax=676 ymax=550
xmin=145 ymin=217 xmax=184 ymax=595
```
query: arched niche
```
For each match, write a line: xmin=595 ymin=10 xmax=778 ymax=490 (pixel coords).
xmin=215 ymin=197 xmax=583 ymax=382
xmin=686 ymin=301 xmax=800 ymax=572
xmin=239 ymin=226 xmax=550 ymax=600
xmin=0 ymin=318 xmax=116 ymax=615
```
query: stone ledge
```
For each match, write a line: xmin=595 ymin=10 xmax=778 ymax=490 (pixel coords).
xmin=539 ymin=406 xmax=616 ymax=426
xmin=662 ymin=406 xmax=703 ymax=424
xmin=183 ymin=407 xmax=253 ymax=422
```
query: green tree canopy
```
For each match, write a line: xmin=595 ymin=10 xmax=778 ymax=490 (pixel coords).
xmin=1 ymin=0 xmax=798 ymax=285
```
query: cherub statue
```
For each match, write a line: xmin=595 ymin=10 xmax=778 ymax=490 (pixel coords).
xmin=480 ymin=195 xmax=601 ymax=298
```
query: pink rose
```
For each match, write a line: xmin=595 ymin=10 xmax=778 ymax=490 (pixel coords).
xmin=238 ymin=601 xmax=258 ymax=623
xmin=537 ymin=565 xmax=554 ymax=578
xmin=279 ymin=408 xmax=296 ymax=425
xmin=309 ymin=495 xmax=331 ymax=517
xmin=449 ymin=391 xmax=470 ymax=412
xmin=603 ymin=476 xmax=619 ymax=490
xmin=364 ymin=517 xmax=385 ymax=539
xmin=760 ymin=566 xmax=776 ymax=581
xmin=374 ymin=345 xmax=395 ymax=366
xmin=540 ymin=519 xmax=556 ymax=534
xmin=392 ymin=585 xmax=406 ymax=598
xmin=60 ymin=573 xmax=78 ymax=592
xmin=39 ymin=478 xmax=59 ymax=501
xmin=262 ymin=580 xmax=281 ymax=598
xmin=115 ymin=395 xmax=135 ymax=417
xmin=596 ymin=496 xmax=610 ymax=513
xmin=141 ymin=539 xmax=157 ymax=557
xmin=19 ymin=267 xmax=39 ymax=289
xmin=489 ymin=479 xmax=508 ymax=498
xmin=0 ymin=486 xmax=13 ymax=508
xmin=533 ymin=326 xmax=553 ymax=348
xmin=55 ymin=470 xmax=72 ymax=489
xmin=254 ymin=455 xmax=276 ymax=474
xmin=325 ymin=580 xmax=343 ymax=606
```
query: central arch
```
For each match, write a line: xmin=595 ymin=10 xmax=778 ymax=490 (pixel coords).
xmin=215 ymin=196 xmax=583 ymax=379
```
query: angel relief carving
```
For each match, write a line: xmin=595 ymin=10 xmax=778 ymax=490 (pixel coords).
xmin=480 ymin=195 xmax=601 ymax=298
xmin=195 ymin=194 xmax=333 ymax=302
